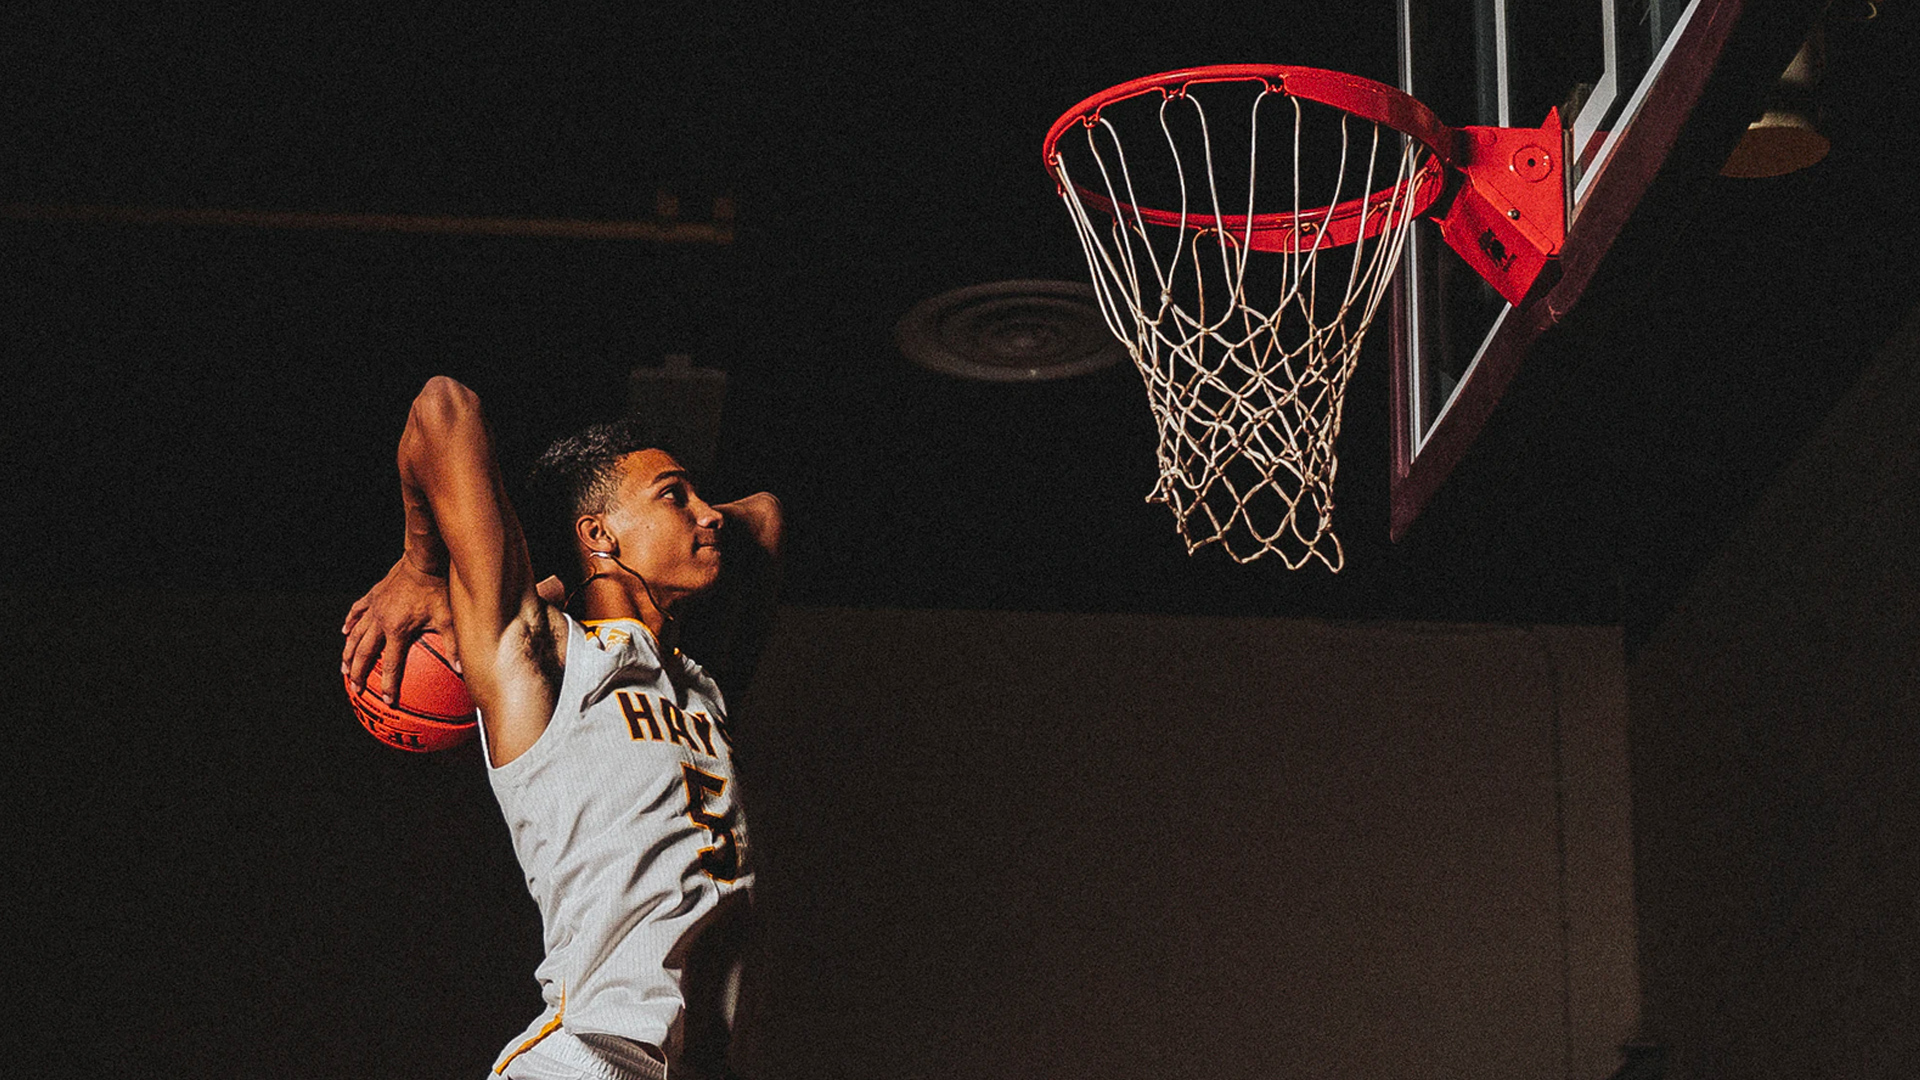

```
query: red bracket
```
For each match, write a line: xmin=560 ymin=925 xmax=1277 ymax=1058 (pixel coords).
xmin=1432 ymin=108 xmax=1567 ymax=306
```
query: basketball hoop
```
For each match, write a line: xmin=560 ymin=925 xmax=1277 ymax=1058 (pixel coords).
xmin=1044 ymin=64 xmax=1565 ymax=569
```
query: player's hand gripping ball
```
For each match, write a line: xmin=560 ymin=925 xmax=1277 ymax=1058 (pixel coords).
xmin=343 ymin=631 xmax=477 ymax=752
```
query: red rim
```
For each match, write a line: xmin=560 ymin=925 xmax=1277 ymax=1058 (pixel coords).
xmin=1043 ymin=64 xmax=1457 ymax=250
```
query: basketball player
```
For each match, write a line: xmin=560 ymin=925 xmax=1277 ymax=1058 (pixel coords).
xmin=341 ymin=375 xmax=782 ymax=1080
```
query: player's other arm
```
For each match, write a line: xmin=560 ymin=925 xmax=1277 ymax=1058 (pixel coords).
xmin=376 ymin=377 xmax=563 ymax=764
xmin=717 ymin=492 xmax=783 ymax=561
xmin=683 ymin=491 xmax=784 ymax=700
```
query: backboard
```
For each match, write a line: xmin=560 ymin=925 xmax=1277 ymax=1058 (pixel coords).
xmin=1388 ymin=0 xmax=1809 ymax=537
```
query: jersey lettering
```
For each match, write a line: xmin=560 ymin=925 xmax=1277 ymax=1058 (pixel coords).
xmin=680 ymin=763 xmax=744 ymax=881
xmin=614 ymin=691 xmax=728 ymax=760
xmin=660 ymin=701 xmax=693 ymax=749
xmin=686 ymin=711 xmax=717 ymax=756
xmin=616 ymin=689 xmax=663 ymax=741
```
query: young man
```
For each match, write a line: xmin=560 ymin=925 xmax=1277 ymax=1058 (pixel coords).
xmin=341 ymin=376 xmax=782 ymax=1080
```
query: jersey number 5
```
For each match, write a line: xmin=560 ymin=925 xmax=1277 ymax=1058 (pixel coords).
xmin=681 ymin=764 xmax=743 ymax=881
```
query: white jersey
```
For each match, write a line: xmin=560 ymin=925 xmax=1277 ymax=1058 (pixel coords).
xmin=484 ymin=614 xmax=753 ymax=1075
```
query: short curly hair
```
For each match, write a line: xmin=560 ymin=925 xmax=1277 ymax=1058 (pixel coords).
xmin=524 ymin=418 xmax=681 ymax=579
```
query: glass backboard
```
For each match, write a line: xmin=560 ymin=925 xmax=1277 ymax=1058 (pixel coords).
xmin=1390 ymin=0 xmax=1765 ymax=537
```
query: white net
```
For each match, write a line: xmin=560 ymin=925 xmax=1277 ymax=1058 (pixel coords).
xmin=1052 ymin=80 xmax=1432 ymax=570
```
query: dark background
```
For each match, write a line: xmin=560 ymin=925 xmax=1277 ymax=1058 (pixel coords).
xmin=12 ymin=594 xmax=1640 ymax=1080
xmin=6 ymin=1 xmax=1911 ymax=638
xmin=6 ymin=2 xmax=1917 ymax=1078
xmin=2 ymin=0 xmax=1393 ymax=619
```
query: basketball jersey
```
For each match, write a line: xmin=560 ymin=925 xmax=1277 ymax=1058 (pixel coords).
xmin=484 ymin=613 xmax=753 ymax=1075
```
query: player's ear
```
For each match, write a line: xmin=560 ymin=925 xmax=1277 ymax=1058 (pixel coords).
xmin=575 ymin=514 xmax=617 ymax=558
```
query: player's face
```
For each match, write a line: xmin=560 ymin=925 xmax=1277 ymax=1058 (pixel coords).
xmin=601 ymin=449 xmax=724 ymax=603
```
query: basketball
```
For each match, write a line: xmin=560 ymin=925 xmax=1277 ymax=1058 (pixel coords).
xmin=344 ymin=631 xmax=477 ymax=752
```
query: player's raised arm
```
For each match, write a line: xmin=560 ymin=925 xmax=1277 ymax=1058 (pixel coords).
xmin=680 ymin=491 xmax=784 ymax=700
xmin=357 ymin=376 xmax=564 ymax=764
xmin=716 ymin=491 xmax=784 ymax=556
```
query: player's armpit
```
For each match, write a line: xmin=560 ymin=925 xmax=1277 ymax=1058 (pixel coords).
xmin=461 ymin=592 xmax=570 ymax=766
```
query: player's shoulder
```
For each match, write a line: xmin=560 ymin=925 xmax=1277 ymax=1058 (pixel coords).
xmin=578 ymin=617 xmax=725 ymax=704
xmin=576 ymin=614 xmax=676 ymax=671
xmin=578 ymin=615 xmax=642 ymax=652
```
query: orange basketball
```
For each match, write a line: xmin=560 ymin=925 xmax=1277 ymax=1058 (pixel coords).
xmin=344 ymin=631 xmax=478 ymax=752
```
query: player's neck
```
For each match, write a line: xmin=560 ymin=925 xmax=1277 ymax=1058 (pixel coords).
xmin=578 ymin=576 xmax=671 ymax=640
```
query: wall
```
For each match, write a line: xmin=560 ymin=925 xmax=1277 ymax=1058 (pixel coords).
xmin=10 ymin=599 xmax=1635 ymax=1079
xmin=733 ymin=609 xmax=1636 ymax=1080
xmin=1627 ymin=300 xmax=1920 ymax=1078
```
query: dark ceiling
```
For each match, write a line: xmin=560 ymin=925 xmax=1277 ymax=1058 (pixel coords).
xmin=6 ymin=2 xmax=1915 ymax=643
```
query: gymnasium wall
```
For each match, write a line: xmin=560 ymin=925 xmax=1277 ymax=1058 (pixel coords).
xmin=733 ymin=609 xmax=1637 ymax=1080
xmin=1625 ymin=299 xmax=1920 ymax=1079
xmin=13 ymin=600 xmax=1635 ymax=1080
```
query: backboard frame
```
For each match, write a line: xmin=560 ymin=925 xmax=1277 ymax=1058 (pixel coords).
xmin=1387 ymin=0 xmax=1795 ymax=539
